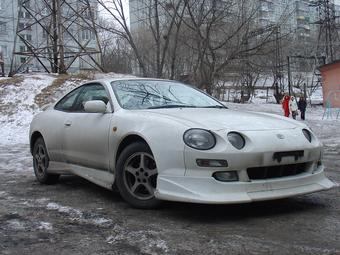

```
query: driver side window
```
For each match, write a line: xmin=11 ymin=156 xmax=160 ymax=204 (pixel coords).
xmin=54 ymin=86 xmax=83 ymax=112
xmin=73 ymin=84 xmax=109 ymax=112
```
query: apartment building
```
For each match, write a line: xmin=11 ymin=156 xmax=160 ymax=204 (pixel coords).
xmin=130 ymin=0 xmax=339 ymax=40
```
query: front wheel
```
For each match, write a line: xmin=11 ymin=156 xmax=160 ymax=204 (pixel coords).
xmin=116 ymin=142 xmax=161 ymax=209
xmin=33 ymin=137 xmax=59 ymax=184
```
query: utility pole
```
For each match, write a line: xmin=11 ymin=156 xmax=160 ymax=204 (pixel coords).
xmin=287 ymin=56 xmax=292 ymax=96
xmin=52 ymin=0 xmax=58 ymax=73
xmin=56 ymin=0 xmax=66 ymax=74
xmin=274 ymin=26 xmax=284 ymax=99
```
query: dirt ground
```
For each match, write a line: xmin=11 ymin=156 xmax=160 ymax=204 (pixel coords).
xmin=0 ymin=142 xmax=339 ymax=255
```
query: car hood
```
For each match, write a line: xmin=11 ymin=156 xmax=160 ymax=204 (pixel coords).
xmin=138 ymin=108 xmax=301 ymax=131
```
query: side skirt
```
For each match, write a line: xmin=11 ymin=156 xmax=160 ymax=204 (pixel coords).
xmin=48 ymin=161 xmax=115 ymax=190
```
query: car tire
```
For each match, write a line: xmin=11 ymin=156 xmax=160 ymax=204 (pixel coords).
xmin=32 ymin=137 xmax=59 ymax=184
xmin=116 ymin=142 xmax=162 ymax=209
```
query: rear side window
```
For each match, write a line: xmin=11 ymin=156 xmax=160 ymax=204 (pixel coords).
xmin=55 ymin=86 xmax=83 ymax=111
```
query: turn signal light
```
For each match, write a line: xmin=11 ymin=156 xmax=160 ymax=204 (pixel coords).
xmin=196 ymin=159 xmax=228 ymax=167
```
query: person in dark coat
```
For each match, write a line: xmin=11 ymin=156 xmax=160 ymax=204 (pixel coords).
xmin=0 ymin=52 xmax=4 ymax=77
xmin=298 ymin=96 xmax=307 ymax=120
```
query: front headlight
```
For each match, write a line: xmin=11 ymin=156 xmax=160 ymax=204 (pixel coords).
xmin=227 ymin=132 xmax=245 ymax=150
xmin=302 ymin=129 xmax=312 ymax=143
xmin=183 ymin=129 xmax=216 ymax=150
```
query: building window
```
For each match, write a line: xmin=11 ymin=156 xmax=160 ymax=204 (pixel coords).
xmin=0 ymin=21 xmax=6 ymax=33
xmin=83 ymin=6 xmax=96 ymax=19
xmin=20 ymin=57 xmax=26 ymax=64
xmin=19 ymin=11 xmax=31 ymax=19
xmin=19 ymin=23 xmax=25 ymax=30
xmin=0 ymin=45 xmax=7 ymax=57
xmin=0 ymin=0 xmax=4 ymax=10
xmin=81 ymin=29 xmax=92 ymax=40
xmin=42 ymin=28 xmax=48 ymax=38
xmin=26 ymin=34 xmax=32 ymax=42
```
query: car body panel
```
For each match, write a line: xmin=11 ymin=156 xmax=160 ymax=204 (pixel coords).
xmin=155 ymin=168 xmax=334 ymax=203
xmin=62 ymin=112 xmax=112 ymax=170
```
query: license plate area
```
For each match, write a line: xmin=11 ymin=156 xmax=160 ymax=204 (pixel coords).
xmin=273 ymin=150 xmax=304 ymax=163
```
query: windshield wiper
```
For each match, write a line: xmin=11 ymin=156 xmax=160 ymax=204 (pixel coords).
xmin=200 ymin=105 xmax=227 ymax=109
xmin=147 ymin=105 xmax=197 ymax=109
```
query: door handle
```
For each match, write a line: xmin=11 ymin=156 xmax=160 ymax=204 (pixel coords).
xmin=64 ymin=120 xmax=72 ymax=127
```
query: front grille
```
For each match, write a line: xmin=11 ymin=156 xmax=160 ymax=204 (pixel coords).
xmin=247 ymin=163 xmax=307 ymax=180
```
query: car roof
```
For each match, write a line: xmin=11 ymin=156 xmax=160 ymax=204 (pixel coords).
xmin=84 ymin=77 xmax=182 ymax=85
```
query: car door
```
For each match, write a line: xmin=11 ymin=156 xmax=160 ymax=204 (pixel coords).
xmin=52 ymin=86 xmax=85 ymax=162
xmin=62 ymin=83 xmax=112 ymax=170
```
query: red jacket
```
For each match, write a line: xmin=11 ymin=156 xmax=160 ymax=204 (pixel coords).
xmin=282 ymin=96 xmax=290 ymax=112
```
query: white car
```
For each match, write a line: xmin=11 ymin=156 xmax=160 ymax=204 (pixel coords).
xmin=29 ymin=78 xmax=336 ymax=208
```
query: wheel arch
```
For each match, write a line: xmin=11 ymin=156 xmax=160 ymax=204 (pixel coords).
xmin=30 ymin=131 xmax=44 ymax=155
xmin=115 ymin=134 xmax=151 ymax=165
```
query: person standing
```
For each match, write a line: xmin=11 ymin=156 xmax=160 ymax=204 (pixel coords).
xmin=289 ymin=96 xmax=298 ymax=120
xmin=282 ymin=94 xmax=290 ymax=117
xmin=0 ymin=52 xmax=4 ymax=77
xmin=298 ymin=96 xmax=307 ymax=120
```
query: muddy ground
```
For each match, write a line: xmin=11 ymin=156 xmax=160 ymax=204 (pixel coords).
xmin=0 ymin=142 xmax=339 ymax=255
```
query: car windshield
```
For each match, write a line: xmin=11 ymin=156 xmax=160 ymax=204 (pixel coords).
xmin=111 ymin=80 xmax=225 ymax=110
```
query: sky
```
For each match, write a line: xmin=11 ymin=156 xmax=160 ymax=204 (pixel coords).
xmin=98 ymin=0 xmax=130 ymax=23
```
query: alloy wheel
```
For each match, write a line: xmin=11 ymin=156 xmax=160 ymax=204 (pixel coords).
xmin=123 ymin=152 xmax=158 ymax=200
xmin=33 ymin=144 xmax=47 ymax=177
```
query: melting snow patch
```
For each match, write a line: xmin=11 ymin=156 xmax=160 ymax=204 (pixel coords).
xmin=35 ymin=197 xmax=50 ymax=204
xmin=92 ymin=217 xmax=112 ymax=225
xmin=106 ymin=225 xmax=169 ymax=254
xmin=46 ymin=202 xmax=112 ymax=226
xmin=37 ymin=221 xmax=53 ymax=231
xmin=46 ymin=202 xmax=83 ymax=219
xmin=6 ymin=219 xmax=26 ymax=230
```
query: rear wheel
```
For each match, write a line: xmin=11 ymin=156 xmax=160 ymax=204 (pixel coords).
xmin=33 ymin=137 xmax=59 ymax=184
xmin=116 ymin=142 xmax=161 ymax=209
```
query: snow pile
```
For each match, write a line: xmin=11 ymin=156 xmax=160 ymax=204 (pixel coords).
xmin=0 ymin=74 xmax=56 ymax=145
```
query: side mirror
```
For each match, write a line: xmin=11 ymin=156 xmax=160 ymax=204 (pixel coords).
xmin=84 ymin=100 xmax=107 ymax=113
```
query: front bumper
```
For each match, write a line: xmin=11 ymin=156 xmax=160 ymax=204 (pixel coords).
xmin=155 ymin=128 xmax=337 ymax=204
xmin=155 ymin=169 xmax=337 ymax=204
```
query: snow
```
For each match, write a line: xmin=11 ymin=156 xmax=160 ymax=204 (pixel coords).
xmin=5 ymin=218 xmax=53 ymax=232
xmin=47 ymin=202 xmax=83 ymax=218
xmin=94 ymin=72 xmax=135 ymax=80
xmin=0 ymin=73 xmax=56 ymax=145
xmin=6 ymin=219 xmax=26 ymax=230
xmin=106 ymin=226 xmax=169 ymax=253
xmin=37 ymin=221 xmax=53 ymax=231
xmin=46 ymin=201 xmax=112 ymax=226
